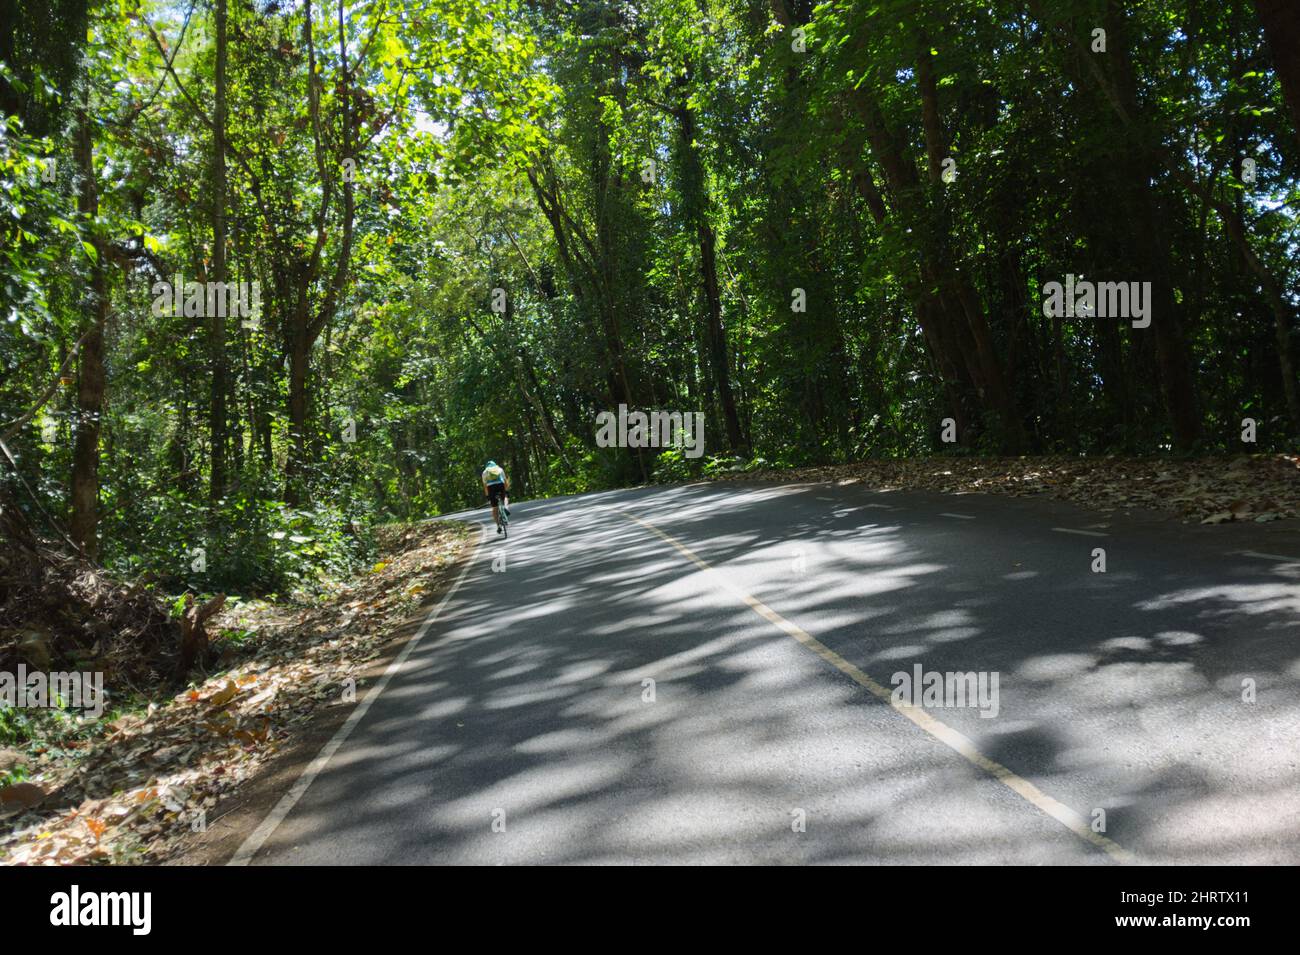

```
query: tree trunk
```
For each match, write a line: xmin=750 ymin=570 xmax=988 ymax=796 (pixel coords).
xmin=285 ymin=289 xmax=311 ymax=502
xmin=1101 ymin=2 xmax=1200 ymax=449
xmin=848 ymin=148 xmax=976 ymax=441
xmin=912 ymin=29 xmax=1026 ymax=452
xmin=851 ymin=83 xmax=1024 ymax=450
xmin=1221 ymin=191 xmax=1300 ymax=435
xmin=208 ymin=0 xmax=229 ymax=501
xmin=1046 ymin=0 xmax=1202 ymax=449
xmin=281 ymin=0 xmax=359 ymax=501
xmin=677 ymin=103 xmax=744 ymax=453
xmin=1255 ymin=0 xmax=1300 ymax=152
xmin=699 ymin=219 xmax=743 ymax=454
xmin=70 ymin=104 xmax=106 ymax=560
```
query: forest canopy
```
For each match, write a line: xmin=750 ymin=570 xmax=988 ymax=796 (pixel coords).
xmin=2 ymin=0 xmax=1298 ymax=594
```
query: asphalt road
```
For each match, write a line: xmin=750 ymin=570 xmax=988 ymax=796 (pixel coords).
xmin=238 ymin=481 xmax=1300 ymax=865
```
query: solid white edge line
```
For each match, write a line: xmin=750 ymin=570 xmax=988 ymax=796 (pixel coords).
xmin=1051 ymin=527 xmax=1109 ymax=538
xmin=939 ymin=512 xmax=976 ymax=520
xmin=227 ymin=523 xmax=485 ymax=866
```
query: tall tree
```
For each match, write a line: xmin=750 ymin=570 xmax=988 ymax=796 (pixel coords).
xmin=207 ymin=0 xmax=229 ymax=501
xmin=70 ymin=97 xmax=107 ymax=559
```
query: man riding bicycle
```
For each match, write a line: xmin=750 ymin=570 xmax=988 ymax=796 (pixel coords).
xmin=482 ymin=460 xmax=510 ymax=533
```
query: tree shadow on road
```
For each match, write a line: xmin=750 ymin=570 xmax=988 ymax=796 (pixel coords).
xmin=254 ymin=481 xmax=1300 ymax=865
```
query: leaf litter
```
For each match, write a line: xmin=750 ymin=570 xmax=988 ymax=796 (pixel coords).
xmin=0 ymin=520 xmax=473 ymax=866
xmin=717 ymin=453 xmax=1298 ymax=524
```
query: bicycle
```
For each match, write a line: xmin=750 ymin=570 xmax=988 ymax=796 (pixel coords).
xmin=487 ymin=486 xmax=510 ymax=539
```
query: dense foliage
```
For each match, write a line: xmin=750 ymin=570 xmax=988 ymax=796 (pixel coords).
xmin=2 ymin=0 xmax=1298 ymax=593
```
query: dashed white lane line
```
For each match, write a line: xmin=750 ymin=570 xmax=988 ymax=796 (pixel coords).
xmin=228 ymin=524 xmax=486 ymax=866
xmin=619 ymin=509 xmax=1134 ymax=864
xmin=940 ymin=512 xmax=976 ymax=520
xmin=1052 ymin=527 xmax=1109 ymax=538
xmin=1234 ymin=550 xmax=1300 ymax=563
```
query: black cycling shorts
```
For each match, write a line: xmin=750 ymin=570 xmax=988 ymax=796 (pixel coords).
xmin=486 ymin=482 xmax=507 ymax=505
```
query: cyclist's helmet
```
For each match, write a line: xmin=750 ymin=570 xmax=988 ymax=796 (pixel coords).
xmin=485 ymin=460 xmax=497 ymax=468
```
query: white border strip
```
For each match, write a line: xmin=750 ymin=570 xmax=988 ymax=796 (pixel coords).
xmin=1052 ymin=527 xmax=1109 ymax=538
xmin=228 ymin=524 xmax=485 ymax=866
xmin=1234 ymin=550 xmax=1300 ymax=563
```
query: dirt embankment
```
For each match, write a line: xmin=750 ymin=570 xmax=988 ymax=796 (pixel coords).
xmin=0 ymin=519 xmax=474 ymax=865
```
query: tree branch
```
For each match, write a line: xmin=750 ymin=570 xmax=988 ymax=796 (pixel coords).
xmin=1 ymin=329 xmax=95 ymax=442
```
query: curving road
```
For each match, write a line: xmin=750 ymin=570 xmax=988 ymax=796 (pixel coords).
xmin=235 ymin=481 xmax=1300 ymax=865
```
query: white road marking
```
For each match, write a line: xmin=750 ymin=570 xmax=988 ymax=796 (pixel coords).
xmin=228 ymin=524 xmax=486 ymax=866
xmin=620 ymin=509 xmax=1133 ymax=864
xmin=1234 ymin=550 xmax=1300 ymax=563
xmin=940 ymin=512 xmax=976 ymax=520
xmin=1052 ymin=527 xmax=1109 ymax=538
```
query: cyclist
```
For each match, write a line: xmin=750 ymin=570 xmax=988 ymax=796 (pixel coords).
xmin=481 ymin=460 xmax=510 ymax=532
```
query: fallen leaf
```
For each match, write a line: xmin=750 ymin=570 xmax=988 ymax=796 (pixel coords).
xmin=1 ymin=782 xmax=46 ymax=809
xmin=208 ymin=680 xmax=238 ymax=707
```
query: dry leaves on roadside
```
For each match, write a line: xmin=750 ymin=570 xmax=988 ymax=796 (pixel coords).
xmin=718 ymin=454 xmax=1299 ymax=524
xmin=0 ymin=520 xmax=473 ymax=866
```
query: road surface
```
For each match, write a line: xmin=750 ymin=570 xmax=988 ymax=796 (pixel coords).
xmin=236 ymin=481 xmax=1300 ymax=865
